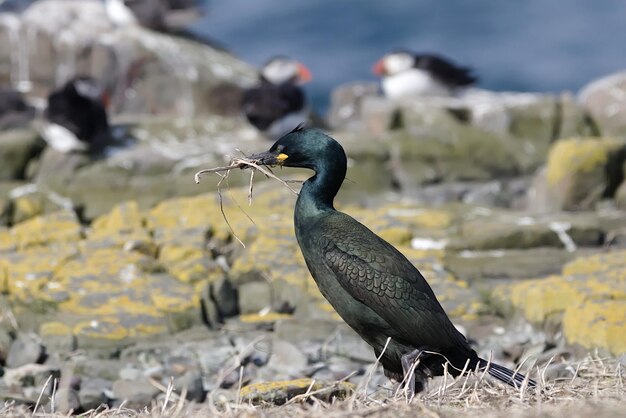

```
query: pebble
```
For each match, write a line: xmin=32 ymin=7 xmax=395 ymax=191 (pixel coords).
xmin=111 ymin=377 xmax=161 ymax=409
xmin=6 ymin=332 xmax=45 ymax=368
xmin=266 ymin=340 xmax=308 ymax=376
xmin=78 ymin=377 xmax=111 ymax=411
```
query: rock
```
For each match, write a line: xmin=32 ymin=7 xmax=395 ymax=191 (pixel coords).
xmin=2 ymin=363 xmax=60 ymax=396
xmin=579 ymin=71 xmax=626 ymax=136
xmin=53 ymin=388 xmax=81 ymax=414
xmin=173 ymin=369 xmax=206 ymax=402
xmin=529 ymin=137 xmax=626 ymax=212
xmin=39 ymin=321 xmax=76 ymax=353
xmin=158 ymin=243 xmax=221 ymax=284
xmin=78 ymin=377 xmax=110 ymax=411
xmin=10 ymin=210 xmax=82 ymax=249
xmin=328 ymin=84 xmax=585 ymax=148
xmin=6 ymin=332 xmax=45 ymax=368
xmin=563 ymin=298 xmax=626 ymax=355
xmin=3 ymin=0 xmax=255 ymax=117
xmin=541 ymin=363 xmax=576 ymax=381
xmin=0 ymin=328 xmax=12 ymax=364
xmin=239 ymin=378 xmax=354 ymax=405
xmin=274 ymin=319 xmax=342 ymax=346
xmin=326 ymin=82 xmax=380 ymax=130
xmin=266 ymin=340 xmax=308 ymax=378
xmin=494 ymin=250 xmax=626 ymax=355
xmin=452 ymin=210 xmax=603 ymax=250
xmin=238 ymin=281 xmax=271 ymax=314
xmin=0 ymin=129 xmax=43 ymax=181
xmin=444 ymin=248 xmax=599 ymax=281
xmin=209 ymin=277 xmax=239 ymax=319
xmin=85 ymin=201 xmax=154 ymax=254
xmin=111 ymin=377 xmax=160 ymax=409
xmin=74 ymin=358 xmax=123 ymax=381
xmin=616 ymin=179 xmax=626 ymax=209
xmin=360 ymin=96 xmax=401 ymax=136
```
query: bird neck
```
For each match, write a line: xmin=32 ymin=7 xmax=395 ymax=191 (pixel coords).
xmin=295 ymin=158 xmax=346 ymax=221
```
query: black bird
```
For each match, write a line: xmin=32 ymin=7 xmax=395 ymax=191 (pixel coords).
xmin=247 ymin=127 xmax=535 ymax=393
xmin=373 ymin=50 xmax=477 ymax=99
xmin=241 ymin=56 xmax=312 ymax=139
xmin=41 ymin=76 xmax=111 ymax=154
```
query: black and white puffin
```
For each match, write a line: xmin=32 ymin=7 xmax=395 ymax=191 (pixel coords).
xmin=373 ymin=50 xmax=477 ymax=99
xmin=241 ymin=56 xmax=312 ymax=139
xmin=41 ymin=76 xmax=111 ymax=154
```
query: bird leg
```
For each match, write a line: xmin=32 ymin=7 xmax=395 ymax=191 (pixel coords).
xmin=401 ymin=348 xmax=426 ymax=395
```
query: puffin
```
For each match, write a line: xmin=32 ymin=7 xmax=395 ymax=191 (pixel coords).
xmin=41 ymin=76 xmax=111 ymax=154
xmin=245 ymin=127 xmax=536 ymax=394
xmin=373 ymin=50 xmax=477 ymax=99
xmin=241 ymin=56 xmax=312 ymax=139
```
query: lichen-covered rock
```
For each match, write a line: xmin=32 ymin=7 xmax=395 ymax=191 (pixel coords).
xmin=239 ymin=378 xmax=354 ymax=405
xmin=3 ymin=0 xmax=255 ymax=118
xmin=327 ymin=82 xmax=380 ymax=131
xmin=563 ymin=299 xmax=626 ymax=355
xmin=494 ymin=250 xmax=626 ymax=355
xmin=579 ymin=71 xmax=626 ymax=136
xmin=0 ymin=129 xmax=43 ymax=181
xmin=452 ymin=210 xmax=603 ymax=250
xmin=444 ymin=248 xmax=597 ymax=281
xmin=10 ymin=210 xmax=82 ymax=249
xmin=328 ymin=85 xmax=590 ymax=146
xmin=84 ymin=201 xmax=155 ymax=254
xmin=616 ymin=178 xmax=626 ymax=209
xmin=531 ymin=137 xmax=626 ymax=211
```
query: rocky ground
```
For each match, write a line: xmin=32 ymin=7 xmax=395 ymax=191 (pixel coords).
xmin=0 ymin=1 xmax=625 ymax=416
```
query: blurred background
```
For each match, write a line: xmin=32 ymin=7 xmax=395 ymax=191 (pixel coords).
xmin=195 ymin=0 xmax=626 ymax=112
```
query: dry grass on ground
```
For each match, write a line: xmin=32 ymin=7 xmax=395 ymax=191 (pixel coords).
xmin=0 ymin=354 xmax=622 ymax=417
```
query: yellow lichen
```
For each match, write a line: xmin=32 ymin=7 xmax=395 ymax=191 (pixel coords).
xmin=73 ymin=318 xmax=129 ymax=341
xmin=12 ymin=195 xmax=43 ymax=223
xmin=563 ymin=299 xmax=626 ymax=355
xmin=0 ymin=227 xmax=15 ymax=252
xmin=240 ymin=378 xmax=317 ymax=398
xmin=562 ymin=251 xmax=626 ymax=277
xmin=11 ymin=211 xmax=83 ymax=249
xmin=239 ymin=312 xmax=293 ymax=323
xmin=39 ymin=321 xmax=72 ymax=336
xmin=546 ymin=137 xmax=626 ymax=186
xmin=92 ymin=201 xmax=144 ymax=232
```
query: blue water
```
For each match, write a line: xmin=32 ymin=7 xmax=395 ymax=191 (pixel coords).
xmin=193 ymin=0 xmax=626 ymax=114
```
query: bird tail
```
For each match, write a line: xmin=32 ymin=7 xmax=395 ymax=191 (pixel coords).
xmin=478 ymin=358 xmax=536 ymax=388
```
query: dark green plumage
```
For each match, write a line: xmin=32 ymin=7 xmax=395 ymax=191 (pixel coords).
xmin=249 ymin=127 xmax=535 ymax=393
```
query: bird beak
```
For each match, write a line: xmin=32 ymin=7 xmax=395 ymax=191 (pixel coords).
xmin=296 ymin=62 xmax=312 ymax=83
xmin=245 ymin=150 xmax=288 ymax=167
xmin=372 ymin=59 xmax=386 ymax=76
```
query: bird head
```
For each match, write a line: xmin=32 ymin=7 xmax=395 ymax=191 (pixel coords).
xmin=260 ymin=56 xmax=312 ymax=85
xmin=65 ymin=76 xmax=111 ymax=109
xmin=247 ymin=125 xmax=346 ymax=172
xmin=373 ymin=50 xmax=415 ymax=77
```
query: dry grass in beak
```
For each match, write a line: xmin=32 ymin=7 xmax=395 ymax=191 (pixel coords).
xmin=193 ymin=156 xmax=301 ymax=247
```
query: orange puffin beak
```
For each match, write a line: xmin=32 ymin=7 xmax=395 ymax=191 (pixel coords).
xmin=372 ymin=59 xmax=386 ymax=76
xmin=296 ymin=62 xmax=312 ymax=83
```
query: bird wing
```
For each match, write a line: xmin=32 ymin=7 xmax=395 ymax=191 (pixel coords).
xmin=315 ymin=213 xmax=469 ymax=350
xmin=241 ymin=84 xmax=305 ymax=130
xmin=415 ymin=54 xmax=477 ymax=86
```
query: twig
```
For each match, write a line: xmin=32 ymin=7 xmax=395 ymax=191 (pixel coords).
xmin=32 ymin=374 xmax=53 ymax=416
